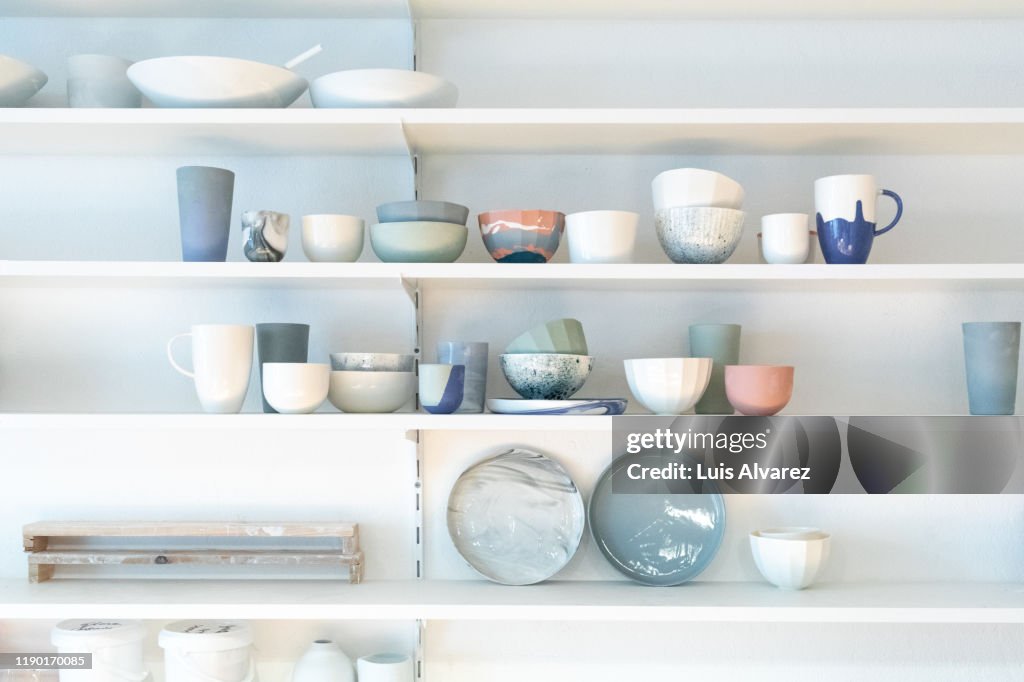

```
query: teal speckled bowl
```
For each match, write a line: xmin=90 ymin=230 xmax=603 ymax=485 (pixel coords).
xmin=499 ymin=353 xmax=593 ymax=400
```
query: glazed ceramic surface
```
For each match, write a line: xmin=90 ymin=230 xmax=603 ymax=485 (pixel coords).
xmin=176 ymin=166 xmax=235 ymax=262
xmin=486 ymin=398 xmax=627 ymax=415
xmin=376 ymin=200 xmax=469 ymax=225
xmin=505 ymin=318 xmax=588 ymax=355
xmin=0 ymin=55 xmax=47 ymax=106
xmin=724 ymin=365 xmax=794 ymax=416
xmin=437 ymin=341 xmax=488 ymax=413
xmin=243 ymin=210 xmax=290 ymax=262
xmin=624 ymin=357 xmax=713 ymax=415
xmin=655 ymin=207 xmax=745 ymax=264
xmin=689 ymin=324 xmax=741 ymax=415
xmin=750 ymin=528 xmax=831 ymax=590
xmin=963 ymin=322 xmax=1021 ymax=415
xmin=760 ymin=213 xmax=810 ymax=264
xmin=419 ymin=364 xmax=466 ymax=414
xmin=329 ymin=352 xmax=415 ymax=372
xmin=500 ymin=353 xmax=593 ymax=400
xmin=301 ymin=215 xmax=365 ymax=262
xmin=589 ymin=453 xmax=726 ymax=585
xmin=565 ymin=210 xmax=639 ymax=264
xmin=262 ymin=363 xmax=329 ymax=414
xmin=478 ymin=210 xmax=565 ymax=263
xmin=256 ymin=323 xmax=310 ymax=413
xmin=127 ymin=56 xmax=307 ymax=108
xmin=167 ymin=324 xmax=254 ymax=414
xmin=758 ymin=231 xmax=820 ymax=264
xmin=292 ymin=640 xmax=355 ymax=682
xmin=328 ymin=370 xmax=415 ymax=413
xmin=310 ymin=69 xmax=458 ymax=108
xmin=447 ymin=448 xmax=585 ymax=585
xmin=370 ymin=222 xmax=468 ymax=263
xmin=651 ymin=168 xmax=744 ymax=210
xmin=814 ymin=174 xmax=902 ymax=264
xmin=357 ymin=653 xmax=413 ymax=682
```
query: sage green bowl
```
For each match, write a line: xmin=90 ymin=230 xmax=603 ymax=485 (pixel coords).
xmin=505 ymin=318 xmax=588 ymax=355
xmin=370 ymin=221 xmax=468 ymax=263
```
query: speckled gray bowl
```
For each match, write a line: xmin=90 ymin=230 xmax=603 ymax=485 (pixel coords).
xmin=655 ymin=207 xmax=745 ymax=264
xmin=330 ymin=352 xmax=415 ymax=372
xmin=499 ymin=353 xmax=593 ymax=400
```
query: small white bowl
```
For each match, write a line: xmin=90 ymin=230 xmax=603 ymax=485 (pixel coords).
xmin=565 ymin=210 xmax=639 ymax=264
xmin=127 ymin=56 xmax=307 ymax=108
xmin=0 ymin=55 xmax=48 ymax=107
xmin=310 ymin=69 xmax=458 ymax=108
xmin=652 ymin=168 xmax=744 ymax=211
xmin=301 ymin=214 xmax=365 ymax=262
xmin=624 ymin=357 xmax=713 ymax=415
xmin=262 ymin=363 xmax=329 ymax=414
xmin=329 ymin=370 xmax=416 ymax=413
xmin=750 ymin=528 xmax=831 ymax=590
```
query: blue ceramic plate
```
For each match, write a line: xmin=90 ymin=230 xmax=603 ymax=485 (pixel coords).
xmin=486 ymin=398 xmax=627 ymax=415
xmin=589 ymin=453 xmax=726 ymax=585
xmin=447 ymin=448 xmax=585 ymax=585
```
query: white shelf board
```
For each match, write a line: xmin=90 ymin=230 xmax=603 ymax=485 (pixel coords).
xmin=3 ymin=109 xmax=1024 ymax=156
xmin=4 ymin=262 xmax=1024 ymax=292
xmin=4 ymin=0 xmax=1022 ymax=19
xmin=2 ymin=579 xmax=1023 ymax=623
xmin=0 ymin=413 xmax=614 ymax=431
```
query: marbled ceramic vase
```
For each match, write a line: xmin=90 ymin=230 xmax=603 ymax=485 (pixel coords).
xmin=242 ymin=210 xmax=290 ymax=262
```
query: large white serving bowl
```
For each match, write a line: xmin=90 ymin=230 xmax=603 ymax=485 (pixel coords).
xmin=310 ymin=69 xmax=458 ymax=108
xmin=126 ymin=56 xmax=308 ymax=108
xmin=652 ymin=168 xmax=744 ymax=210
xmin=0 ymin=55 xmax=47 ymax=107
xmin=750 ymin=528 xmax=831 ymax=590
xmin=624 ymin=357 xmax=713 ymax=415
xmin=328 ymin=370 xmax=416 ymax=413
xmin=262 ymin=363 xmax=330 ymax=414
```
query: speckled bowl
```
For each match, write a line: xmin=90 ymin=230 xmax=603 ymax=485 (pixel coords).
xmin=329 ymin=352 xmax=416 ymax=372
xmin=499 ymin=353 xmax=593 ymax=400
xmin=655 ymin=207 xmax=745 ymax=264
xmin=478 ymin=210 xmax=565 ymax=263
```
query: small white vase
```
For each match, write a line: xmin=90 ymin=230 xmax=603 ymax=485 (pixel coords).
xmin=291 ymin=640 xmax=355 ymax=682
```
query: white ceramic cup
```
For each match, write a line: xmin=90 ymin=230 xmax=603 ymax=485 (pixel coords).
xmin=565 ymin=210 xmax=639 ymax=264
xmin=68 ymin=54 xmax=133 ymax=80
xmin=815 ymin=174 xmax=892 ymax=224
xmin=301 ymin=214 xmax=365 ymax=262
xmin=262 ymin=362 xmax=329 ymax=414
xmin=652 ymin=168 xmax=744 ymax=210
xmin=760 ymin=213 xmax=810 ymax=264
xmin=750 ymin=528 xmax=831 ymax=590
xmin=357 ymin=653 xmax=413 ymax=682
xmin=167 ymin=324 xmax=254 ymax=413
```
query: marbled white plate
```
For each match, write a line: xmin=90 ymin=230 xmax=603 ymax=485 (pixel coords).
xmin=447 ymin=448 xmax=585 ymax=585
xmin=486 ymin=398 xmax=627 ymax=415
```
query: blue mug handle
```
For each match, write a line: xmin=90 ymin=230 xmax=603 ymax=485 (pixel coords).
xmin=874 ymin=189 xmax=903 ymax=236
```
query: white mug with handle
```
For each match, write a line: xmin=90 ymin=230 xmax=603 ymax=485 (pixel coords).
xmin=167 ymin=324 xmax=254 ymax=413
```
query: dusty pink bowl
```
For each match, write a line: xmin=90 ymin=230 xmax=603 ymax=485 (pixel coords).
xmin=725 ymin=365 xmax=794 ymax=416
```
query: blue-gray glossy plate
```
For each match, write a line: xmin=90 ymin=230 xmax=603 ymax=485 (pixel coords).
xmin=447 ymin=448 xmax=585 ymax=585
xmin=589 ymin=453 xmax=726 ymax=586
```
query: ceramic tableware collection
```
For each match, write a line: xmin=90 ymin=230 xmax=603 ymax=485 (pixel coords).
xmin=67 ymin=54 xmax=141 ymax=108
xmin=419 ymin=363 xmax=466 ymax=414
xmin=652 ymin=168 xmax=746 ymax=264
xmin=815 ymin=174 xmax=903 ymax=264
xmin=370 ymin=200 xmax=470 ymax=263
xmin=499 ymin=319 xmax=593 ymax=400
xmin=962 ymin=321 xmax=1021 ymax=415
xmin=750 ymin=527 xmax=831 ymax=590
xmin=437 ymin=341 xmax=489 ymax=413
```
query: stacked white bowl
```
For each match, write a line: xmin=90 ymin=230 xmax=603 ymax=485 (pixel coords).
xmin=652 ymin=168 xmax=746 ymax=264
xmin=328 ymin=352 xmax=417 ymax=413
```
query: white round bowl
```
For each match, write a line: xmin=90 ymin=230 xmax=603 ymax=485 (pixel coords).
xmin=565 ymin=210 xmax=639 ymax=264
xmin=328 ymin=370 xmax=416 ymax=413
xmin=0 ymin=55 xmax=48 ymax=107
xmin=262 ymin=363 xmax=329 ymax=414
xmin=301 ymin=214 xmax=365 ymax=262
xmin=127 ymin=56 xmax=308 ymax=108
xmin=624 ymin=357 xmax=713 ymax=415
xmin=652 ymin=168 xmax=744 ymax=211
xmin=310 ymin=69 xmax=458 ymax=108
xmin=750 ymin=528 xmax=831 ymax=590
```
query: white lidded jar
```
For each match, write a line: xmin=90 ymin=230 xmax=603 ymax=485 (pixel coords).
xmin=51 ymin=619 xmax=149 ymax=682
xmin=291 ymin=640 xmax=354 ymax=682
xmin=159 ymin=621 xmax=256 ymax=682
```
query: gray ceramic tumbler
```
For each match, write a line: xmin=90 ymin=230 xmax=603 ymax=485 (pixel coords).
xmin=689 ymin=323 xmax=741 ymax=414
xmin=963 ymin=322 xmax=1021 ymax=415
xmin=257 ymin=323 xmax=310 ymax=413
xmin=176 ymin=166 xmax=235 ymax=262
xmin=437 ymin=341 xmax=488 ymax=413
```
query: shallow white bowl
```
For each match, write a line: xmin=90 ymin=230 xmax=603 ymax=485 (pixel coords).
xmin=652 ymin=168 xmax=744 ymax=211
xmin=263 ymin=363 xmax=329 ymax=414
xmin=624 ymin=357 xmax=713 ymax=415
xmin=750 ymin=528 xmax=831 ymax=590
xmin=329 ymin=370 xmax=416 ymax=413
xmin=127 ymin=56 xmax=307 ymax=108
xmin=0 ymin=55 xmax=47 ymax=107
xmin=310 ymin=69 xmax=457 ymax=108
